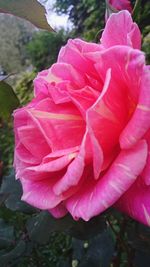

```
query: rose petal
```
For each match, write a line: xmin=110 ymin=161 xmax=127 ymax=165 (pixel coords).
xmin=53 ymin=131 xmax=88 ymax=195
xmin=108 ymin=0 xmax=132 ymax=12
xmin=120 ymin=67 xmax=150 ymax=148
xmin=49 ymin=203 xmax=68 ymax=218
xmin=66 ymin=140 xmax=147 ymax=221
xmin=21 ymin=178 xmax=63 ymax=209
xmin=27 ymin=98 xmax=85 ymax=151
xmin=115 ymin=177 xmax=150 ymax=227
xmin=101 ymin=11 xmax=141 ymax=49
xmin=51 ymin=63 xmax=86 ymax=88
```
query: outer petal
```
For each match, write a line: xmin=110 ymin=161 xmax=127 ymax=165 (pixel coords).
xmin=49 ymin=203 xmax=68 ymax=218
xmin=115 ymin=177 xmax=150 ymax=227
xmin=141 ymin=130 xmax=150 ymax=185
xmin=120 ymin=67 xmax=150 ymax=149
xmin=66 ymin=140 xmax=147 ymax=221
xmin=21 ymin=178 xmax=63 ymax=210
xmin=101 ymin=11 xmax=141 ymax=49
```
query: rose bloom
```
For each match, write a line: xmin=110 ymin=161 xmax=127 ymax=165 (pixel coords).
xmin=108 ymin=0 xmax=132 ymax=12
xmin=14 ymin=11 xmax=150 ymax=226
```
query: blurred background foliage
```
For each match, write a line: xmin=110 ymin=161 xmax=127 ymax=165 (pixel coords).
xmin=0 ymin=0 xmax=150 ymax=266
xmin=27 ymin=30 xmax=69 ymax=71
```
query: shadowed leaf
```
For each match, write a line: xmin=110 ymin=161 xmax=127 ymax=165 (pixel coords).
xmin=0 ymin=0 xmax=53 ymax=31
xmin=0 ymin=81 xmax=19 ymax=120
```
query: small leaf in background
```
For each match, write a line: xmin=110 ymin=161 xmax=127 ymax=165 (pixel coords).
xmin=132 ymin=0 xmax=142 ymax=21
xmin=0 ymin=171 xmax=36 ymax=213
xmin=0 ymin=219 xmax=14 ymax=249
xmin=0 ymin=0 xmax=53 ymax=31
xmin=0 ymin=81 xmax=19 ymax=120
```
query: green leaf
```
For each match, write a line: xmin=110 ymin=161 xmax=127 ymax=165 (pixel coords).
xmin=26 ymin=211 xmax=77 ymax=244
xmin=78 ymin=229 xmax=115 ymax=267
xmin=0 ymin=171 xmax=36 ymax=213
xmin=0 ymin=193 xmax=9 ymax=206
xmin=27 ymin=212 xmax=54 ymax=244
xmin=0 ymin=240 xmax=26 ymax=266
xmin=0 ymin=81 xmax=19 ymax=119
xmin=133 ymin=0 xmax=142 ymax=22
xmin=68 ymin=215 xmax=107 ymax=240
xmin=27 ymin=211 xmax=107 ymax=245
xmin=0 ymin=219 xmax=14 ymax=249
xmin=0 ymin=0 xmax=53 ymax=31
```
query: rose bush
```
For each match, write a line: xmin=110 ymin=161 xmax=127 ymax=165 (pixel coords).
xmin=14 ymin=11 xmax=150 ymax=226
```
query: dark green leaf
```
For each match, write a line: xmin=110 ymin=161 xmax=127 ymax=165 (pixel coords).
xmin=0 ymin=171 xmax=36 ymax=213
xmin=27 ymin=211 xmax=61 ymax=244
xmin=72 ymin=238 xmax=85 ymax=261
xmin=0 ymin=240 xmax=26 ymax=266
xmin=78 ymin=229 xmax=115 ymax=267
xmin=68 ymin=215 xmax=107 ymax=240
xmin=0 ymin=193 xmax=9 ymax=206
xmin=0 ymin=81 xmax=19 ymax=119
xmin=133 ymin=0 xmax=142 ymax=21
xmin=134 ymin=250 xmax=150 ymax=267
xmin=0 ymin=219 xmax=14 ymax=249
xmin=27 ymin=211 xmax=107 ymax=245
xmin=0 ymin=0 xmax=53 ymax=31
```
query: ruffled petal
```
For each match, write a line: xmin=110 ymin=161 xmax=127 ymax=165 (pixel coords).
xmin=66 ymin=140 xmax=147 ymax=221
xmin=51 ymin=63 xmax=86 ymax=88
xmin=101 ymin=11 xmax=141 ymax=49
xmin=120 ymin=67 xmax=150 ymax=148
xmin=27 ymin=98 xmax=85 ymax=151
xmin=53 ymin=131 xmax=88 ymax=195
xmin=21 ymin=178 xmax=63 ymax=210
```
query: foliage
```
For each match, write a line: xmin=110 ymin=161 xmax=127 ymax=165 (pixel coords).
xmin=14 ymin=71 xmax=36 ymax=105
xmin=133 ymin=0 xmax=150 ymax=32
xmin=54 ymin=0 xmax=150 ymax=41
xmin=27 ymin=30 xmax=69 ymax=71
xmin=0 ymin=81 xmax=19 ymax=120
xmin=54 ymin=0 xmax=105 ymax=41
xmin=0 ymin=14 xmax=35 ymax=73
xmin=0 ymin=123 xmax=14 ymax=174
xmin=142 ymin=27 xmax=150 ymax=64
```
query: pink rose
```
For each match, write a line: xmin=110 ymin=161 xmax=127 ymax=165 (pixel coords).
xmin=14 ymin=11 xmax=150 ymax=226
